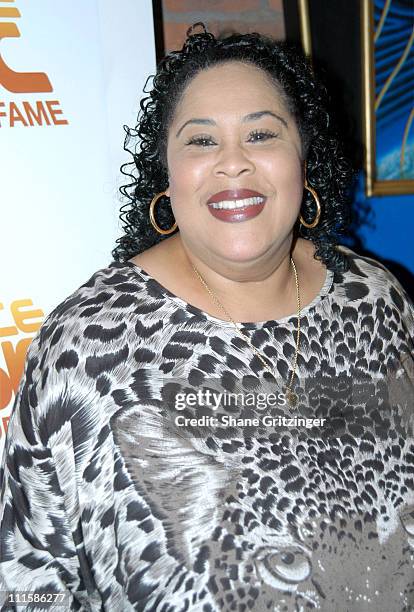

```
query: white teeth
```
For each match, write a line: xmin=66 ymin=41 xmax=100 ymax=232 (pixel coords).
xmin=209 ymin=196 xmax=265 ymax=210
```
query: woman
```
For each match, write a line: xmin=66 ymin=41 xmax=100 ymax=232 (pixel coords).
xmin=1 ymin=24 xmax=413 ymax=612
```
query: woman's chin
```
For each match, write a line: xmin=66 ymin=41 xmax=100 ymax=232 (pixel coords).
xmin=210 ymin=245 xmax=276 ymax=267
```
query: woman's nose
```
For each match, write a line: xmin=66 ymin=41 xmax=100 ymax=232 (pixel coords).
xmin=213 ymin=144 xmax=255 ymax=177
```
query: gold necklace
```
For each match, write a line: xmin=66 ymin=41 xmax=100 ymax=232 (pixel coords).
xmin=191 ymin=257 xmax=301 ymax=407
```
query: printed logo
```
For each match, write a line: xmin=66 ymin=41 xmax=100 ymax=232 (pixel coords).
xmin=0 ymin=1 xmax=52 ymax=93
xmin=0 ymin=298 xmax=44 ymax=441
xmin=0 ymin=0 xmax=68 ymax=126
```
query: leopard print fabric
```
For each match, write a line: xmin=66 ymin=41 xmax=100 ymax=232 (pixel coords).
xmin=1 ymin=245 xmax=414 ymax=612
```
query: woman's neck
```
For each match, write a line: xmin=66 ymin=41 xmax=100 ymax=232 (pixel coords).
xmin=176 ymin=233 xmax=302 ymax=323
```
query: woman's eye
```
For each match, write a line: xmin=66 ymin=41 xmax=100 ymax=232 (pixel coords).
xmin=185 ymin=136 xmax=216 ymax=147
xmin=184 ymin=130 xmax=278 ymax=147
xmin=248 ymin=129 xmax=278 ymax=142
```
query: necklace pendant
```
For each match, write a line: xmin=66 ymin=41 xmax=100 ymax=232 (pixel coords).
xmin=191 ymin=258 xmax=301 ymax=408
xmin=285 ymin=389 xmax=298 ymax=408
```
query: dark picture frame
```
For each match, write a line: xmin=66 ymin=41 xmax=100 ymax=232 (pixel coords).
xmin=361 ymin=0 xmax=414 ymax=196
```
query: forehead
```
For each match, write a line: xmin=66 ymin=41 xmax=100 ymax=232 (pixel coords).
xmin=173 ymin=61 xmax=289 ymax=119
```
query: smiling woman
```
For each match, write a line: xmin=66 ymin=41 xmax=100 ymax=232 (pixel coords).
xmin=1 ymin=23 xmax=414 ymax=612
xmin=153 ymin=60 xmax=306 ymax=326
xmin=117 ymin=26 xmax=350 ymax=276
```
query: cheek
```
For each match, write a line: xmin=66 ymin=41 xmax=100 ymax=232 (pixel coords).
xmin=275 ymin=157 xmax=303 ymax=188
xmin=263 ymin=154 xmax=303 ymax=213
xmin=264 ymin=150 xmax=302 ymax=179
xmin=168 ymin=156 xmax=210 ymax=198
xmin=280 ymin=166 xmax=304 ymax=212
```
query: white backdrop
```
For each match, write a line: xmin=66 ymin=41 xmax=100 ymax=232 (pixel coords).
xmin=0 ymin=0 xmax=156 ymax=449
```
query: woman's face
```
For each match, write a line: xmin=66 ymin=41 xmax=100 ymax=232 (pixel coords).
xmin=165 ymin=61 xmax=304 ymax=270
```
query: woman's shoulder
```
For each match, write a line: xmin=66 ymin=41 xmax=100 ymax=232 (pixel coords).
xmin=12 ymin=261 xmax=165 ymax=436
xmin=30 ymin=259 xmax=166 ymax=364
xmin=337 ymin=244 xmax=411 ymax=296
xmin=43 ymin=260 xmax=155 ymax=320
xmin=335 ymin=244 xmax=414 ymax=324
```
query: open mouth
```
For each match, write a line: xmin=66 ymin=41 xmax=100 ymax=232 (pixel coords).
xmin=207 ymin=196 xmax=267 ymax=223
xmin=209 ymin=196 xmax=266 ymax=210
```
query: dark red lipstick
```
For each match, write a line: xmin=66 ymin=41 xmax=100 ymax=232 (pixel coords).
xmin=207 ymin=189 xmax=267 ymax=223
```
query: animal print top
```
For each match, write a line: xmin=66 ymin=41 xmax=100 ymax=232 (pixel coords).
xmin=1 ymin=245 xmax=414 ymax=612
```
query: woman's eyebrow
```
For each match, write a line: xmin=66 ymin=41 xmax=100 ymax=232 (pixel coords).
xmin=175 ymin=110 xmax=288 ymax=138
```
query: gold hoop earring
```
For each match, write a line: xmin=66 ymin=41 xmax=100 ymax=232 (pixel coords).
xmin=300 ymin=178 xmax=321 ymax=229
xmin=149 ymin=190 xmax=177 ymax=235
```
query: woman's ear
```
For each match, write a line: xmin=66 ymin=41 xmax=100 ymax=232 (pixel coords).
xmin=165 ymin=186 xmax=170 ymax=197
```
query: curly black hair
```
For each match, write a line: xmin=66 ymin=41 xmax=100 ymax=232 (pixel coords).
xmin=112 ymin=23 xmax=354 ymax=272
